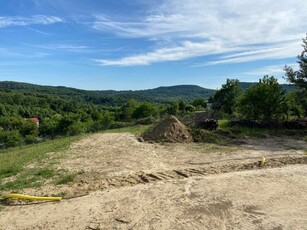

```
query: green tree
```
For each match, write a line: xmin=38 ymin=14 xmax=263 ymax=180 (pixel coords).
xmin=286 ymin=91 xmax=304 ymax=118
xmin=19 ymin=119 xmax=38 ymax=137
xmin=239 ymin=76 xmax=287 ymax=122
xmin=132 ymin=102 xmax=158 ymax=119
xmin=121 ymin=99 xmax=139 ymax=121
xmin=166 ymin=101 xmax=179 ymax=115
xmin=192 ymin=98 xmax=206 ymax=110
xmin=101 ymin=110 xmax=114 ymax=129
xmin=284 ymin=34 xmax=307 ymax=92
xmin=284 ymin=34 xmax=307 ymax=115
xmin=211 ymin=79 xmax=242 ymax=117
xmin=178 ymin=100 xmax=186 ymax=113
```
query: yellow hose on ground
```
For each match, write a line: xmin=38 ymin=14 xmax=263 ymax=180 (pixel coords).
xmin=6 ymin=194 xmax=62 ymax=201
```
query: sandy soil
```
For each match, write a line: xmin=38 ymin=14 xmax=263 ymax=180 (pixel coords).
xmin=1 ymin=133 xmax=306 ymax=229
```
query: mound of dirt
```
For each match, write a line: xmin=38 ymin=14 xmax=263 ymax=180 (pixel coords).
xmin=142 ymin=116 xmax=193 ymax=143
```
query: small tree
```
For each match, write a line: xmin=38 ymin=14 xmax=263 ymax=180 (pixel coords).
xmin=239 ymin=76 xmax=287 ymax=123
xmin=211 ymin=79 xmax=242 ymax=117
xmin=120 ymin=99 xmax=139 ymax=121
xmin=132 ymin=102 xmax=158 ymax=119
xmin=166 ymin=101 xmax=179 ymax=115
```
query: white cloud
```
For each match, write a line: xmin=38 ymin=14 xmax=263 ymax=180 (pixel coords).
xmin=205 ymin=41 xmax=301 ymax=66
xmin=22 ymin=43 xmax=89 ymax=53
xmin=93 ymin=0 xmax=307 ymax=66
xmin=244 ymin=63 xmax=298 ymax=76
xmin=0 ymin=15 xmax=63 ymax=27
xmin=98 ymin=40 xmax=242 ymax=66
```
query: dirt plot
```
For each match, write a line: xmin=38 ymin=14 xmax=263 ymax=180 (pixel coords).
xmin=1 ymin=133 xmax=307 ymax=229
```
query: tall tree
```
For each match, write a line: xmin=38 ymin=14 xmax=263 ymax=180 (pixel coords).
xmin=211 ymin=79 xmax=242 ymax=116
xmin=284 ymin=34 xmax=307 ymax=115
xmin=284 ymin=34 xmax=307 ymax=92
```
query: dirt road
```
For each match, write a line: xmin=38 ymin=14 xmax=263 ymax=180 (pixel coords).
xmin=1 ymin=133 xmax=306 ymax=229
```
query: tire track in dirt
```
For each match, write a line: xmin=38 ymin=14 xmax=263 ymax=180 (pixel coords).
xmin=75 ymin=156 xmax=306 ymax=196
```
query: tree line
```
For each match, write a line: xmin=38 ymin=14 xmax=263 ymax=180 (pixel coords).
xmin=210 ymin=34 xmax=307 ymax=123
xmin=0 ymin=34 xmax=306 ymax=148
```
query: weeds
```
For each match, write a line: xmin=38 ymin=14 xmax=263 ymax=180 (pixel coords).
xmin=56 ymin=174 xmax=76 ymax=185
xmin=0 ymin=136 xmax=80 ymax=191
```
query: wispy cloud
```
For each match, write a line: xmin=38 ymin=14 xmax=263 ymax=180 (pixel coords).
xmin=22 ymin=43 xmax=89 ymax=52
xmin=27 ymin=27 xmax=51 ymax=36
xmin=205 ymin=41 xmax=301 ymax=66
xmin=244 ymin=63 xmax=298 ymax=76
xmin=0 ymin=47 xmax=50 ymax=58
xmin=93 ymin=0 xmax=307 ymax=66
xmin=97 ymin=40 xmax=242 ymax=66
xmin=0 ymin=15 xmax=63 ymax=28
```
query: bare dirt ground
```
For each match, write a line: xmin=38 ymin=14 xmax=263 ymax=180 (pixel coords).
xmin=1 ymin=133 xmax=306 ymax=230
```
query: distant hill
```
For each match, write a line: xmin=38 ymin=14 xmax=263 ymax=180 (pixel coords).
xmin=0 ymin=81 xmax=215 ymax=106
xmin=0 ymin=81 xmax=296 ymax=107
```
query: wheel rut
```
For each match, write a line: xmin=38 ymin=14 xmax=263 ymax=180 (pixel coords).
xmin=78 ymin=155 xmax=306 ymax=194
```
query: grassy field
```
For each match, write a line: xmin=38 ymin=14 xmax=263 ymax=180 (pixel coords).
xmin=0 ymin=136 xmax=82 ymax=193
xmin=0 ymin=126 xmax=151 ymax=196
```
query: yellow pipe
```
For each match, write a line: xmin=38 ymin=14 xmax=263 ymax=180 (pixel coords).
xmin=6 ymin=194 xmax=62 ymax=201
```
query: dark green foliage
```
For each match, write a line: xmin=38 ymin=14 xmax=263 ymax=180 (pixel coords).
xmin=239 ymin=82 xmax=295 ymax=92
xmin=285 ymin=34 xmax=307 ymax=92
xmin=185 ymin=104 xmax=196 ymax=112
xmin=0 ymin=82 xmax=215 ymax=106
xmin=132 ymin=102 xmax=159 ymax=119
xmin=286 ymin=92 xmax=304 ymax=118
xmin=211 ymin=79 xmax=242 ymax=116
xmin=120 ymin=99 xmax=139 ymax=121
xmin=284 ymin=34 xmax=307 ymax=115
xmin=166 ymin=101 xmax=179 ymax=115
xmin=0 ymin=130 xmax=22 ymax=147
xmin=192 ymin=98 xmax=207 ymax=108
xmin=178 ymin=100 xmax=186 ymax=112
xmin=239 ymin=76 xmax=287 ymax=123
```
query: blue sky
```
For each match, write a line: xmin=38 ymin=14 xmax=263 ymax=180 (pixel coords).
xmin=0 ymin=0 xmax=306 ymax=90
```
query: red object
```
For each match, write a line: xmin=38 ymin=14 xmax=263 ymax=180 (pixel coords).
xmin=31 ymin=118 xmax=39 ymax=123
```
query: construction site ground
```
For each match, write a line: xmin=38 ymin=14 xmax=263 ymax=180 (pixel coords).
xmin=1 ymin=133 xmax=306 ymax=230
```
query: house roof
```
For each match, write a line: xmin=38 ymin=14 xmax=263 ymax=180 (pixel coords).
xmin=31 ymin=117 xmax=39 ymax=122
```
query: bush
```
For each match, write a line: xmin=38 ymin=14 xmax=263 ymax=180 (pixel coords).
xmin=24 ymin=134 xmax=38 ymax=144
xmin=0 ymin=130 xmax=22 ymax=147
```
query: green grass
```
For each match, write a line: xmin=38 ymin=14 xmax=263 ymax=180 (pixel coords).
xmin=104 ymin=125 xmax=151 ymax=135
xmin=33 ymin=168 xmax=55 ymax=178
xmin=56 ymin=174 xmax=76 ymax=185
xmin=0 ymin=136 xmax=81 ymax=191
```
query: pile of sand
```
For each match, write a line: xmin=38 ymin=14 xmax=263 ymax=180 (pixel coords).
xmin=142 ymin=116 xmax=193 ymax=143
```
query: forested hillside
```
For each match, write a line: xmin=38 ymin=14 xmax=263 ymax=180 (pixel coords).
xmin=0 ymin=81 xmax=215 ymax=106
xmin=0 ymin=80 xmax=300 ymax=148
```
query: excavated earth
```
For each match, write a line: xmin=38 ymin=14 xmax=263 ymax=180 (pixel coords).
xmin=0 ymin=133 xmax=306 ymax=230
